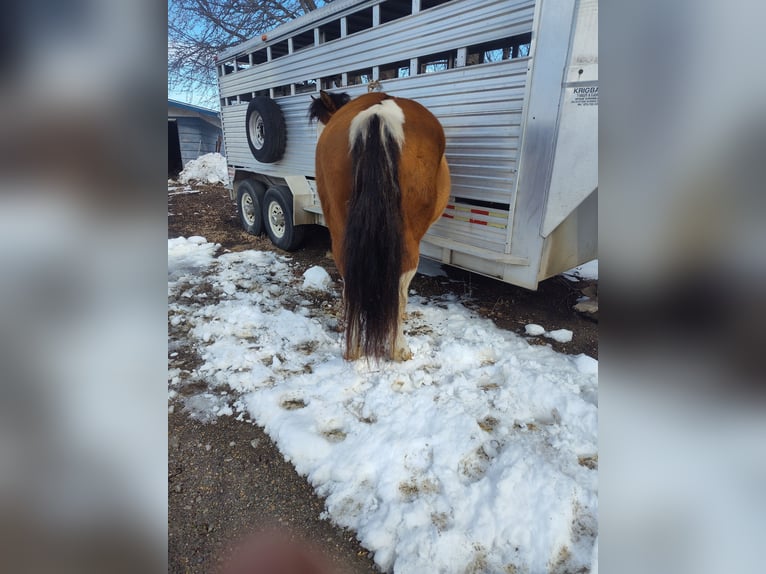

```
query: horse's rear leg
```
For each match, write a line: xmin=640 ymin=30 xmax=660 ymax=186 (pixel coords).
xmin=344 ymin=330 xmax=363 ymax=361
xmin=392 ymin=268 xmax=416 ymax=361
xmin=342 ymin=288 xmax=363 ymax=361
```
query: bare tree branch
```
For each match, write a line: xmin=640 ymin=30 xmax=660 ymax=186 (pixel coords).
xmin=168 ymin=0 xmax=332 ymax=107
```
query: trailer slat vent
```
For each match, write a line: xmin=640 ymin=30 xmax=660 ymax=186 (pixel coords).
xmin=273 ymin=84 xmax=291 ymax=97
xmin=271 ymin=40 xmax=289 ymax=60
xmin=348 ymin=68 xmax=373 ymax=86
xmin=321 ymin=75 xmax=343 ymax=90
xmin=236 ymin=55 xmax=251 ymax=71
xmin=347 ymin=7 xmax=373 ymax=35
xmin=466 ymin=33 xmax=532 ymax=66
xmin=380 ymin=59 xmax=411 ymax=80
xmin=292 ymin=29 xmax=315 ymax=51
xmin=380 ymin=0 xmax=412 ymax=24
xmin=319 ymin=20 xmax=341 ymax=43
xmin=295 ymin=80 xmax=317 ymax=94
xmin=421 ymin=0 xmax=454 ymax=10
xmin=419 ymin=50 xmax=457 ymax=74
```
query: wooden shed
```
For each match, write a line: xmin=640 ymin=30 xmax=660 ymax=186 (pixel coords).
xmin=168 ymin=100 xmax=225 ymax=177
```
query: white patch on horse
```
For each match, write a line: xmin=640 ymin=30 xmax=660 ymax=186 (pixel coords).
xmin=393 ymin=268 xmax=417 ymax=361
xmin=348 ymin=99 xmax=406 ymax=152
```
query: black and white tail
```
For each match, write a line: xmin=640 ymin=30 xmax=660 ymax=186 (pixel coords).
xmin=343 ymin=99 xmax=406 ymax=359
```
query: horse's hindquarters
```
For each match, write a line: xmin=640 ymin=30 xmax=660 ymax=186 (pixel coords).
xmin=313 ymin=93 xmax=447 ymax=361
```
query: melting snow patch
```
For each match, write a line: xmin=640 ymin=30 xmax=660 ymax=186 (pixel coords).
xmin=417 ymin=257 xmax=448 ymax=277
xmin=545 ymin=328 xmax=573 ymax=343
xmin=168 ymin=188 xmax=202 ymax=196
xmin=168 ymin=237 xmax=598 ymax=574
xmin=563 ymin=259 xmax=598 ymax=281
xmin=302 ymin=265 xmax=332 ymax=291
xmin=524 ymin=323 xmax=546 ymax=336
xmin=574 ymin=354 xmax=599 ymax=375
xmin=168 ymin=236 xmax=219 ymax=284
xmin=177 ymin=152 xmax=228 ymax=185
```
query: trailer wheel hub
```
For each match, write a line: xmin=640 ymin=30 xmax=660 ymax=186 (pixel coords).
xmin=268 ymin=201 xmax=286 ymax=238
xmin=241 ymin=193 xmax=256 ymax=224
xmin=249 ymin=113 xmax=265 ymax=150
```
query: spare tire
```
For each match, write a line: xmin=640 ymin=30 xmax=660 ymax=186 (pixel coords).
xmin=245 ymin=97 xmax=287 ymax=163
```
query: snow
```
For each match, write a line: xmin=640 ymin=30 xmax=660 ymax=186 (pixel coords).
xmin=417 ymin=257 xmax=448 ymax=278
xmin=563 ymin=259 xmax=598 ymax=281
xmin=302 ymin=265 xmax=332 ymax=291
xmin=525 ymin=324 xmax=574 ymax=343
xmin=176 ymin=152 xmax=228 ymax=185
xmin=525 ymin=324 xmax=546 ymax=336
xmin=168 ymin=187 xmax=201 ymax=196
xmin=168 ymin=237 xmax=598 ymax=573
xmin=545 ymin=329 xmax=574 ymax=343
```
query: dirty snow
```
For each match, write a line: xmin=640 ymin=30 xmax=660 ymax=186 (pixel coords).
xmin=177 ymin=152 xmax=228 ymax=185
xmin=168 ymin=237 xmax=598 ymax=574
xmin=168 ymin=187 xmax=201 ymax=196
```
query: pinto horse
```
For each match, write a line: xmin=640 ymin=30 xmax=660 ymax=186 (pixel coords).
xmin=309 ymin=90 xmax=451 ymax=361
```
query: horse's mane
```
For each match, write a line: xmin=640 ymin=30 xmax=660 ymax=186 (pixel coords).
xmin=308 ymin=91 xmax=351 ymax=124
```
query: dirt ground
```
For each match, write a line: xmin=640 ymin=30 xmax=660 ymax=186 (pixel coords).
xmin=167 ymin=182 xmax=597 ymax=573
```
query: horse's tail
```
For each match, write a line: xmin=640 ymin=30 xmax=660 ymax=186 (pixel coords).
xmin=343 ymin=99 xmax=405 ymax=359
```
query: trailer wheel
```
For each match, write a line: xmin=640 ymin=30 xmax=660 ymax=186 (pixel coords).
xmin=236 ymin=179 xmax=265 ymax=235
xmin=245 ymin=97 xmax=287 ymax=163
xmin=262 ymin=186 xmax=305 ymax=251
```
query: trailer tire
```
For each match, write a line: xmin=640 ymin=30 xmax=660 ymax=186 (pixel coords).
xmin=236 ymin=179 xmax=266 ymax=235
xmin=245 ymin=97 xmax=287 ymax=163
xmin=262 ymin=186 xmax=304 ymax=251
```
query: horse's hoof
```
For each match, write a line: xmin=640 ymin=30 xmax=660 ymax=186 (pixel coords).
xmin=392 ymin=347 xmax=413 ymax=362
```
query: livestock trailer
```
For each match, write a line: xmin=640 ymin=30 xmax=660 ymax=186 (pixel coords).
xmin=216 ymin=0 xmax=597 ymax=290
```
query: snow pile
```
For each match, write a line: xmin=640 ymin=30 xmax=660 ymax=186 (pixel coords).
xmin=177 ymin=152 xmax=228 ymax=185
xmin=167 ymin=236 xmax=218 ymax=286
xmin=301 ymin=265 xmax=332 ymax=291
xmin=546 ymin=328 xmax=574 ymax=343
xmin=563 ymin=259 xmax=599 ymax=281
xmin=525 ymin=324 xmax=574 ymax=343
xmin=168 ymin=237 xmax=598 ymax=574
xmin=524 ymin=324 xmax=546 ymax=336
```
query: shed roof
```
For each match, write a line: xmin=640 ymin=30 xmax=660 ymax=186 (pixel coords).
xmin=168 ymin=99 xmax=221 ymax=127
